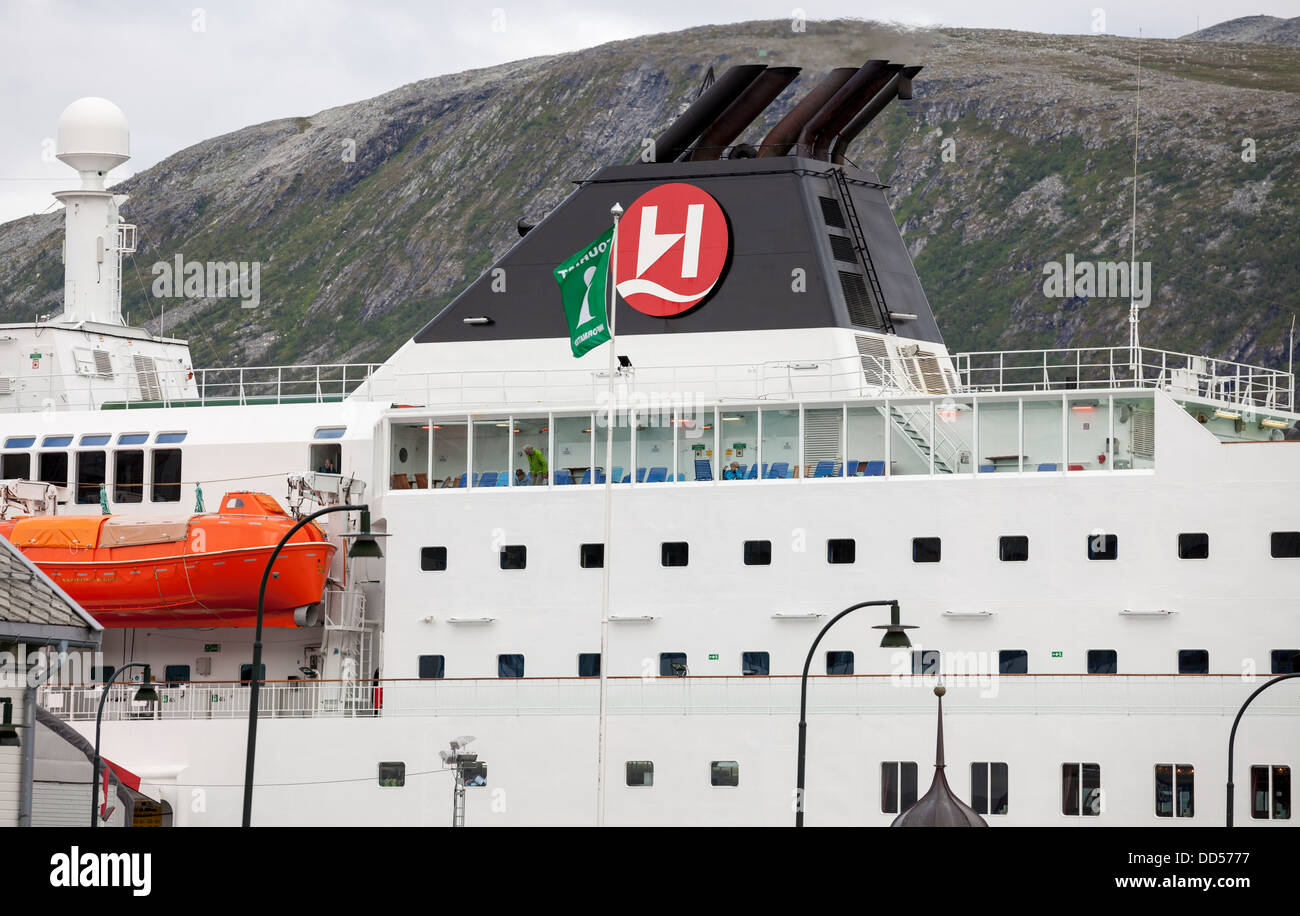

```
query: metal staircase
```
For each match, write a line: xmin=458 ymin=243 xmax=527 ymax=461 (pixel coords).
xmin=884 ymin=403 xmax=963 ymax=474
xmin=829 ymin=167 xmax=893 ymax=334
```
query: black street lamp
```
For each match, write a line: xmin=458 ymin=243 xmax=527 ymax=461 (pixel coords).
xmin=1226 ymin=672 xmax=1300 ymax=826
xmin=91 ymin=662 xmax=156 ymax=827
xmin=242 ymin=504 xmax=379 ymax=827
xmin=795 ymin=599 xmax=915 ymax=827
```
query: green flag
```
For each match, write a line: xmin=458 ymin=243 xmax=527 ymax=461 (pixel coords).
xmin=553 ymin=226 xmax=614 ymax=357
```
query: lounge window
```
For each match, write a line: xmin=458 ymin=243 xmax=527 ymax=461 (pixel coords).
xmin=155 ymin=432 xmax=187 ymax=444
xmin=661 ymin=542 xmax=688 ymax=567
xmin=42 ymin=435 xmax=73 ymax=447
xmin=163 ymin=664 xmax=190 ymax=686
xmin=38 ymin=451 xmax=68 ymax=487
xmin=1087 ymin=649 xmax=1117 ymax=674
xmin=580 ymin=543 xmax=604 ymax=568
xmin=1178 ymin=649 xmax=1209 ymax=674
xmin=420 ymin=547 xmax=448 ymax=571
xmin=999 ymin=535 xmax=1029 ymax=562
xmin=826 ymin=538 xmax=856 ymax=564
xmin=999 ymin=650 xmax=1028 ymax=674
xmin=114 ymin=449 xmax=144 ymax=503
xmin=151 ymin=449 xmax=182 ymax=502
xmin=417 ymin=655 xmax=445 ymax=679
xmin=462 ymin=762 xmax=488 ymax=787
xmin=499 ymin=545 xmax=527 ymax=570
xmin=378 ymin=762 xmax=405 ymax=787
xmin=315 ymin=427 xmax=346 ymax=440
xmin=912 ymin=537 xmax=941 ymax=563
xmin=1251 ymin=765 xmax=1291 ymax=820
xmin=1271 ymin=649 xmax=1300 ymax=674
xmin=826 ymin=651 xmax=854 ymax=675
xmin=626 ymin=761 xmax=654 ymax=787
xmin=1062 ymin=763 xmax=1102 ymax=816
xmin=578 ymin=653 xmax=601 ymax=677
xmin=911 ymin=649 xmax=940 ymax=675
xmin=2 ymin=452 xmax=30 ymax=480
xmin=239 ymin=664 xmax=266 ymax=684
xmin=75 ymin=451 xmax=106 ymax=504
xmin=710 ymin=761 xmax=739 ymax=787
xmin=660 ymin=652 xmax=687 ymax=677
xmin=1178 ymin=532 xmax=1209 ymax=560
xmin=4 ymin=436 xmax=35 ymax=449
xmin=1155 ymin=764 xmax=1195 ymax=818
xmin=881 ymin=761 xmax=919 ymax=814
xmin=741 ymin=651 xmax=769 ymax=676
xmin=497 ymin=654 xmax=524 ymax=678
xmin=1087 ymin=533 xmax=1118 ymax=560
xmin=971 ymin=762 xmax=1009 ymax=815
xmin=743 ymin=540 xmax=772 ymax=566
xmin=117 ymin=433 xmax=148 ymax=445
xmin=1271 ymin=532 xmax=1300 ymax=558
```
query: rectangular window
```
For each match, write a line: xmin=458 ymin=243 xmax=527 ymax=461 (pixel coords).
xmin=1087 ymin=649 xmax=1117 ymax=674
xmin=239 ymin=664 xmax=267 ymax=684
xmin=155 ymin=432 xmax=187 ymax=444
xmin=4 ymin=436 xmax=35 ymax=449
xmin=661 ymin=542 xmax=689 ymax=567
xmin=741 ymin=651 xmax=769 ymax=676
xmin=497 ymin=654 xmax=524 ymax=678
xmin=151 ymin=448 xmax=182 ymax=502
xmin=113 ymin=449 xmax=144 ymax=503
xmin=660 ymin=652 xmax=687 ymax=676
xmin=912 ymin=537 xmax=941 ymax=563
xmin=499 ymin=545 xmax=527 ymax=570
xmin=1271 ymin=650 xmax=1300 ymax=674
xmin=578 ymin=653 xmax=601 ymax=677
xmin=911 ymin=649 xmax=940 ymax=675
xmin=91 ymin=666 xmax=115 ymax=683
xmin=117 ymin=433 xmax=148 ymax=446
xmin=1062 ymin=763 xmax=1102 ymax=816
xmin=378 ymin=762 xmax=405 ymax=787
xmin=626 ymin=761 xmax=654 ymax=787
xmin=1178 ymin=532 xmax=1209 ymax=559
xmin=461 ymin=762 xmax=488 ymax=787
xmin=38 ymin=451 xmax=68 ymax=488
xmin=881 ymin=761 xmax=919 ymax=814
xmin=420 ymin=547 xmax=447 ymax=571
xmin=1087 ymin=533 xmax=1118 ymax=560
xmin=580 ymin=543 xmax=604 ymax=568
xmin=826 ymin=538 xmax=856 ymax=564
xmin=1271 ymin=532 xmax=1300 ymax=558
xmin=999 ymin=650 xmax=1028 ymax=674
xmin=710 ymin=760 xmax=739 ymax=787
xmin=999 ymin=535 xmax=1029 ymax=562
xmin=826 ymin=651 xmax=854 ymax=675
xmin=1250 ymin=765 xmax=1291 ymax=820
xmin=1 ymin=453 xmax=30 ymax=481
xmin=971 ymin=762 xmax=1009 ymax=815
xmin=1178 ymin=649 xmax=1209 ymax=674
xmin=76 ymin=451 xmax=106 ymax=504
xmin=418 ymin=655 xmax=445 ymax=678
xmin=163 ymin=664 xmax=190 ymax=686
xmin=80 ymin=434 xmax=110 ymax=447
xmin=743 ymin=540 xmax=772 ymax=566
xmin=1155 ymin=764 xmax=1195 ymax=818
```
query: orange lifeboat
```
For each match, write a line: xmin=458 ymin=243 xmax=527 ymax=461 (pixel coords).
xmin=0 ymin=491 xmax=336 ymax=628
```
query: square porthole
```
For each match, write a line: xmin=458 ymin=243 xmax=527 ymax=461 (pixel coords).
xmin=499 ymin=545 xmax=527 ymax=570
xmin=826 ymin=538 xmax=855 ymax=564
xmin=912 ymin=537 xmax=941 ymax=563
xmin=578 ymin=653 xmax=601 ymax=677
xmin=661 ymin=542 xmax=689 ymax=567
xmin=999 ymin=536 xmax=1029 ymax=562
xmin=1178 ymin=533 xmax=1209 ymax=560
xmin=420 ymin=546 xmax=447 ymax=571
xmin=710 ymin=760 xmax=739 ymax=787
xmin=1178 ymin=649 xmax=1209 ymax=674
xmin=1270 ymin=532 xmax=1300 ymax=558
xmin=741 ymin=651 xmax=769 ymax=676
xmin=743 ymin=540 xmax=772 ymax=566
xmin=580 ymin=543 xmax=604 ymax=568
xmin=626 ymin=761 xmax=654 ymax=787
xmin=1087 ymin=533 xmax=1118 ymax=560
xmin=378 ymin=762 xmax=405 ymax=787
xmin=417 ymin=655 xmax=445 ymax=679
xmin=1087 ymin=649 xmax=1117 ymax=674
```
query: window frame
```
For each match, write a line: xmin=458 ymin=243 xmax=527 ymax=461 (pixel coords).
xmin=881 ymin=761 xmax=919 ymax=814
xmin=1087 ymin=533 xmax=1118 ymax=561
xmin=710 ymin=760 xmax=740 ymax=788
xmin=417 ymin=655 xmax=445 ymax=679
xmin=826 ymin=538 xmax=856 ymax=564
xmin=1062 ymin=762 xmax=1102 ymax=816
xmin=1177 ymin=532 xmax=1209 ymax=560
xmin=420 ymin=546 xmax=448 ymax=571
xmin=625 ymin=760 xmax=654 ymax=787
xmin=970 ymin=761 xmax=1009 ymax=816
xmin=998 ymin=535 xmax=1029 ymax=562
xmin=660 ymin=541 xmax=689 ymax=567
xmin=912 ymin=536 xmax=941 ymax=563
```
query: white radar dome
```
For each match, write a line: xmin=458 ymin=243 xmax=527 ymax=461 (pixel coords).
xmin=57 ymin=97 xmax=130 ymax=177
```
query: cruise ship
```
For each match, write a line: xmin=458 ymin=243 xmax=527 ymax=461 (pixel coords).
xmin=5 ymin=58 xmax=1299 ymax=827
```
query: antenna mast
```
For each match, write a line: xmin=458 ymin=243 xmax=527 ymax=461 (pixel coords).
xmin=1128 ymin=30 xmax=1142 ymax=362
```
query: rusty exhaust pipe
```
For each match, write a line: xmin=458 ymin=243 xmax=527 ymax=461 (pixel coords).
xmin=652 ymin=64 xmax=767 ymax=163
xmin=795 ymin=60 xmax=892 ymax=160
xmin=756 ymin=67 xmax=857 ymax=157
xmin=687 ymin=66 xmax=801 ymax=161
xmin=830 ymin=65 xmax=922 ymax=165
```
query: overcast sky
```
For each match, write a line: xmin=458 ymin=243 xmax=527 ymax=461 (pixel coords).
xmin=1 ymin=0 xmax=1296 ymax=224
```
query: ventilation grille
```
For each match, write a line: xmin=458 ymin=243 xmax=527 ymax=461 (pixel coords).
xmin=92 ymin=349 xmax=114 ymax=379
xmin=819 ymin=196 xmax=846 ymax=229
xmin=839 ymin=271 xmax=884 ymax=330
xmin=1131 ymin=407 xmax=1155 ymax=459
xmin=829 ymin=234 xmax=857 ymax=263
xmin=133 ymin=355 xmax=162 ymax=402
xmin=802 ymin=408 xmax=841 ymax=465
xmin=914 ymin=349 xmax=952 ymax=395
xmin=855 ymin=334 xmax=891 ymax=388
xmin=0 ymin=378 xmax=13 ymax=396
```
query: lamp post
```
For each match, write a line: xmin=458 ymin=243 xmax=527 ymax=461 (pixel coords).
xmin=795 ymin=599 xmax=915 ymax=828
xmin=91 ymin=661 xmax=156 ymax=827
xmin=1226 ymin=672 xmax=1300 ymax=826
xmin=242 ymin=503 xmax=380 ymax=827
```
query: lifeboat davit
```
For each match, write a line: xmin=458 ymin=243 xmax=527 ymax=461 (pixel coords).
xmin=0 ymin=492 xmax=336 ymax=628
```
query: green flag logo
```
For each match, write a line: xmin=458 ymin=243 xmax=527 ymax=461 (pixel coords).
xmin=553 ymin=227 xmax=614 ymax=357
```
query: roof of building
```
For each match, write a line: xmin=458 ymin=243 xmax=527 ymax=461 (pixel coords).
xmin=891 ymin=685 xmax=988 ymax=828
xmin=0 ymin=536 xmax=102 ymax=643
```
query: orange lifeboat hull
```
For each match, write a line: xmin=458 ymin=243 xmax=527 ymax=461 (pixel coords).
xmin=0 ymin=492 xmax=336 ymax=628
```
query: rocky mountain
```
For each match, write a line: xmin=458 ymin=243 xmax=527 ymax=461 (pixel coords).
xmin=1 ymin=19 xmax=1297 ymax=373
xmin=1184 ymin=15 xmax=1300 ymax=46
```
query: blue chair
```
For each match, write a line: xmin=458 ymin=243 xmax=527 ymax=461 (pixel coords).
xmin=646 ymin=467 xmax=668 ymax=483
xmin=745 ymin=464 xmax=760 ymax=480
xmin=767 ymin=461 xmax=790 ymax=479
xmin=611 ymin=467 xmax=623 ymax=485
xmin=579 ymin=469 xmax=593 ymax=485
xmin=1036 ymin=463 xmax=1058 ymax=472
xmin=864 ymin=461 xmax=886 ymax=477
xmin=478 ymin=472 xmax=497 ymax=487
xmin=812 ymin=460 xmax=835 ymax=478
xmin=595 ymin=469 xmax=607 ymax=484
xmin=843 ymin=460 xmax=863 ymax=477
xmin=554 ymin=469 xmax=573 ymax=485
xmin=978 ymin=464 xmax=996 ymax=474
xmin=456 ymin=473 xmax=467 ymax=488
xmin=633 ymin=467 xmax=647 ymax=483
xmin=675 ymin=473 xmax=685 ymax=481
xmin=694 ymin=459 xmax=713 ymax=481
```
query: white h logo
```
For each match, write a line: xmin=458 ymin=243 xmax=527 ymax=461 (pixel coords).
xmin=636 ymin=204 xmax=704 ymax=278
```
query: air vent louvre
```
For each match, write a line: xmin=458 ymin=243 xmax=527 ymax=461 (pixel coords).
xmin=1131 ymin=407 xmax=1155 ymax=459
xmin=803 ymin=408 xmax=841 ymax=466
xmin=92 ymin=349 xmax=113 ymax=379
xmin=819 ymin=196 xmax=846 ymax=229
xmin=133 ymin=354 xmax=162 ymax=402
xmin=855 ymin=335 xmax=891 ymax=388
xmin=839 ymin=271 xmax=884 ymax=330
xmin=914 ymin=350 xmax=951 ymax=395
xmin=828 ymin=234 xmax=857 ymax=263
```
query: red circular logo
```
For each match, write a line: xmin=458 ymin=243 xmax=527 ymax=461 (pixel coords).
xmin=615 ymin=183 xmax=729 ymax=317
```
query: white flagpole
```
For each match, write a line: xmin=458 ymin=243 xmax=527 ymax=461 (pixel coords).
xmin=596 ymin=201 xmax=622 ymax=827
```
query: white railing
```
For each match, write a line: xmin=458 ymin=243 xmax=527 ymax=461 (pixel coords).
xmin=954 ymin=346 xmax=1294 ymax=411
xmin=38 ymin=675 xmax=1298 ymax=722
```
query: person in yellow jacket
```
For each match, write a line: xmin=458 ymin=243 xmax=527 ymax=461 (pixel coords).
xmin=523 ymin=446 xmax=548 ymax=485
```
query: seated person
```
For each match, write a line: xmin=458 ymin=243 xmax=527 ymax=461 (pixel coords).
xmin=514 ymin=468 xmax=528 ymax=486
xmin=722 ymin=461 xmax=742 ymax=480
